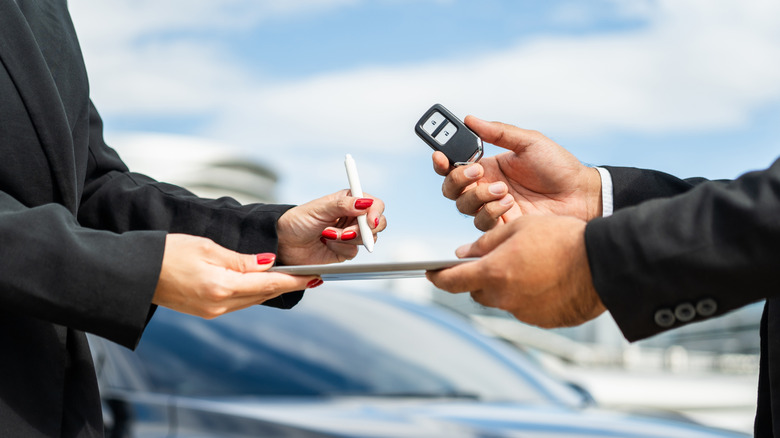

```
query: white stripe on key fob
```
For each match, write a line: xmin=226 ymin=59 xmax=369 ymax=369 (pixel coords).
xmin=415 ymin=104 xmax=483 ymax=166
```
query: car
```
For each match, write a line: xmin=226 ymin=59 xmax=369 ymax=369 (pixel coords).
xmin=88 ymin=288 xmax=749 ymax=437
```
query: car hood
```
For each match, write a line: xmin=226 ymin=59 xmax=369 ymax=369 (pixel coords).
xmin=172 ymin=396 xmax=748 ymax=438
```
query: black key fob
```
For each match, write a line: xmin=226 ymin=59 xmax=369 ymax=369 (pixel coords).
xmin=415 ymin=104 xmax=483 ymax=166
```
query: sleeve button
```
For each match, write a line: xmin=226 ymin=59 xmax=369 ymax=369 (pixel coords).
xmin=674 ymin=303 xmax=696 ymax=322
xmin=696 ymin=298 xmax=718 ymax=317
xmin=654 ymin=309 xmax=676 ymax=328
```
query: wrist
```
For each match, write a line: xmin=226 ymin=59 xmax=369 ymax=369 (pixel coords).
xmin=571 ymin=221 xmax=607 ymax=322
xmin=584 ymin=167 xmax=603 ymax=220
xmin=275 ymin=209 xmax=295 ymax=263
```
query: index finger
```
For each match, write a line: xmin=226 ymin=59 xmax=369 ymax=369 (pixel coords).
xmin=425 ymin=259 xmax=485 ymax=293
xmin=226 ymin=270 xmax=320 ymax=298
xmin=432 ymin=151 xmax=451 ymax=176
xmin=441 ymin=163 xmax=482 ymax=200
xmin=426 ymin=258 xmax=485 ymax=293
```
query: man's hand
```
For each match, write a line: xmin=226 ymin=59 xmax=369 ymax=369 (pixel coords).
xmin=276 ymin=190 xmax=386 ymax=266
xmin=433 ymin=116 xmax=602 ymax=231
xmin=426 ymin=216 xmax=606 ymax=328
xmin=152 ymin=234 xmax=320 ymax=319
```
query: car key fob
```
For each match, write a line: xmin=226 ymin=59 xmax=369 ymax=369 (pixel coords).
xmin=415 ymin=104 xmax=483 ymax=166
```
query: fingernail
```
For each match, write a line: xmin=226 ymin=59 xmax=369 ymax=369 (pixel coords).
xmin=489 ymin=182 xmax=505 ymax=195
xmin=464 ymin=165 xmax=480 ymax=179
xmin=307 ymin=278 xmax=324 ymax=289
xmin=320 ymin=236 xmax=328 ymax=245
xmin=500 ymin=194 xmax=514 ymax=206
xmin=321 ymin=229 xmax=338 ymax=240
xmin=256 ymin=253 xmax=276 ymax=265
xmin=374 ymin=217 xmax=379 ymax=227
xmin=341 ymin=230 xmax=357 ymax=241
xmin=355 ymin=198 xmax=374 ymax=209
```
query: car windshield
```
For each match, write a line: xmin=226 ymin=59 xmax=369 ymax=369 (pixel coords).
xmin=108 ymin=290 xmax=560 ymax=404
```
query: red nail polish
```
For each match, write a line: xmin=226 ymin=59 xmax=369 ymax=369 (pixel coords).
xmin=307 ymin=278 xmax=324 ymax=289
xmin=355 ymin=198 xmax=374 ymax=209
xmin=374 ymin=217 xmax=379 ymax=227
xmin=341 ymin=230 xmax=357 ymax=241
xmin=321 ymin=229 xmax=338 ymax=240
xmin=256 ymin=253 xmax=276 ymax=265
xmin=320 ymin=236 xmax=328 ymax=245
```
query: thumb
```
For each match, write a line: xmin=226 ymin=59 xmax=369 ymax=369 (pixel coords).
xmin=465 ymin=115 xmax=540 ymax=154
xmin=209 ymin=243 xmax=278 ymax=274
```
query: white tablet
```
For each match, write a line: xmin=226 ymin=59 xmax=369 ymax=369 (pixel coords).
xmin=269 ymin=258 xmax=479 ymax=281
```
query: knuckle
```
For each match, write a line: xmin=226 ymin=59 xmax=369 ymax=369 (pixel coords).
xmin=441 ymin=181 xmax=456 ymax=200
xmin=202 ymin=276 xmax=233 ymax=303
xmin=337 ymin=196 xmax=353 ymax=211
xmin=261 ymin=276 xmax=283 ymax=292
xmin=202 ymin=306 xmax=228 ymax=320
xmin=474 ymin=215 xmax=495 ymax=232
xmin=193 ymin=237 xmax=218 ymax=253
xmin=455 ymin=195 xmax=476 ymax=216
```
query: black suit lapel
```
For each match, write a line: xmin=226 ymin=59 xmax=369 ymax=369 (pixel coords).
xmin=0 ymin=0 xmax=80 ymax=212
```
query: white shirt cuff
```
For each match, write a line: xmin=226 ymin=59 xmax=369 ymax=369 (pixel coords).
xmin=595 ymin=167 xmax=614 ymax=217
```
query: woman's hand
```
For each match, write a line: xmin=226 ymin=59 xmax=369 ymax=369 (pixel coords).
xmin=153 ymin=234 xmax=321 ymax=318
xmin=275 ymin=189 xmax=386 ymax=266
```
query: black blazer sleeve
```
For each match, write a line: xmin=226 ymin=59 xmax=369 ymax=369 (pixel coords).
xmin=585 ymin=161 xmax=780 ymax=341
xmin=77 ymin=103 xmax=304 ymax=311
xmin=0 ymin=184 xmax=167 ymax=349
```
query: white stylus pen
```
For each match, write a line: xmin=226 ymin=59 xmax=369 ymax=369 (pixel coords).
xmin=344 ymin=154 xmax=374 ymax=253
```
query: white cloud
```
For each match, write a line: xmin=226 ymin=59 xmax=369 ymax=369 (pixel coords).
xmin=73 ymin=0 xmax=780 ymax=144
xmin=69 ymin=0 xmax=359 ymax=41
xmin=204 ymin=0 xmax=780 ymax=162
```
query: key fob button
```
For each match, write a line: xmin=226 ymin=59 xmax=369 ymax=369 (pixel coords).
xmin=435 ymin=122 xmax=458 ymax=145
xmin=422 ymin=111 xmax=446 ymax=135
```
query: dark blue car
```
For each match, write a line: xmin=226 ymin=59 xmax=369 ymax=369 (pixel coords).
xmin=89 ymin=288 xmax=749 ymax=437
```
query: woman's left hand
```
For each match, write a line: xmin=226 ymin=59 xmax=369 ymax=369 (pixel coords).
xmin=275 ymin=189 xmax=386 ymax=265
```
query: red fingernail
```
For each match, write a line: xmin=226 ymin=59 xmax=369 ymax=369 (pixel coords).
xmin=341 ymin=230 xmax=357 ymax=241
xmin=307 ymin=278 xmax=324 ymax=289
xmin=374 ymin=217 xmax=379 ymax=227
xmin=321 ymin=229 xmax=338 ymax=240
xmin=355 ymin=198 xmax=374 ymax=209
xmin=256 ymin=253 xmax=276 ymax=265
xmin=320 ymin=236 xmax=328 ymax=245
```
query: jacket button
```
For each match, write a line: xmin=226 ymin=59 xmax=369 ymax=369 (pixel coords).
xmin=696 ymin=298 xmax=718 ymax=317
xmin=674 ymin=303 xmax=696 ymax=322
xmin=654 ymin=309 xmax=676 ymax=328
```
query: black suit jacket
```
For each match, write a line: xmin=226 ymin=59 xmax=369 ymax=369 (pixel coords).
xmin=585 ymin=162 xmax=780 ymax=437
xmin=0 ymin=1 xmax=301 ymax=436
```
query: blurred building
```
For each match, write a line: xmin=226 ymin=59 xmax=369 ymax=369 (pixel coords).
xmin=107 ymin=132 xmax=278 ymax=205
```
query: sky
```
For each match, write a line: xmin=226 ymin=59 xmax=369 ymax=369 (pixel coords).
xmin=67 ymin=0 xmax=780 ymax=266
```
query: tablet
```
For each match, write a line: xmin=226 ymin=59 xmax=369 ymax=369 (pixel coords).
xmin=269 ymin=258 xmax=479 ymax=281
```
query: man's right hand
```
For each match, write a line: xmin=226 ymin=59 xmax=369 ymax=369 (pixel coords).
xmin=433 ymin=116 xmax=603 ymax=231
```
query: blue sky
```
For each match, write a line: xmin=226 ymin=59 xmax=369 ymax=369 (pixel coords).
xmin=68 ymin=0 xmax=780 ymax=265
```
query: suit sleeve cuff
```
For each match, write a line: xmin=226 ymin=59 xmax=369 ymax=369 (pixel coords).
xmin=595 ymin=167 xmax=614 ymax=217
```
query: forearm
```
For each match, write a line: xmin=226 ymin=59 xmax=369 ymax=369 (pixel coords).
xmin=586 ymin=160 xmax=780 ymax=341
xmin=79 ymin=170 xmax=292 ymax=250
xmin=602 ymin=165 xmax=726 ymax=210
xmin=1 ymin=192 xmax=164 ymax=348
